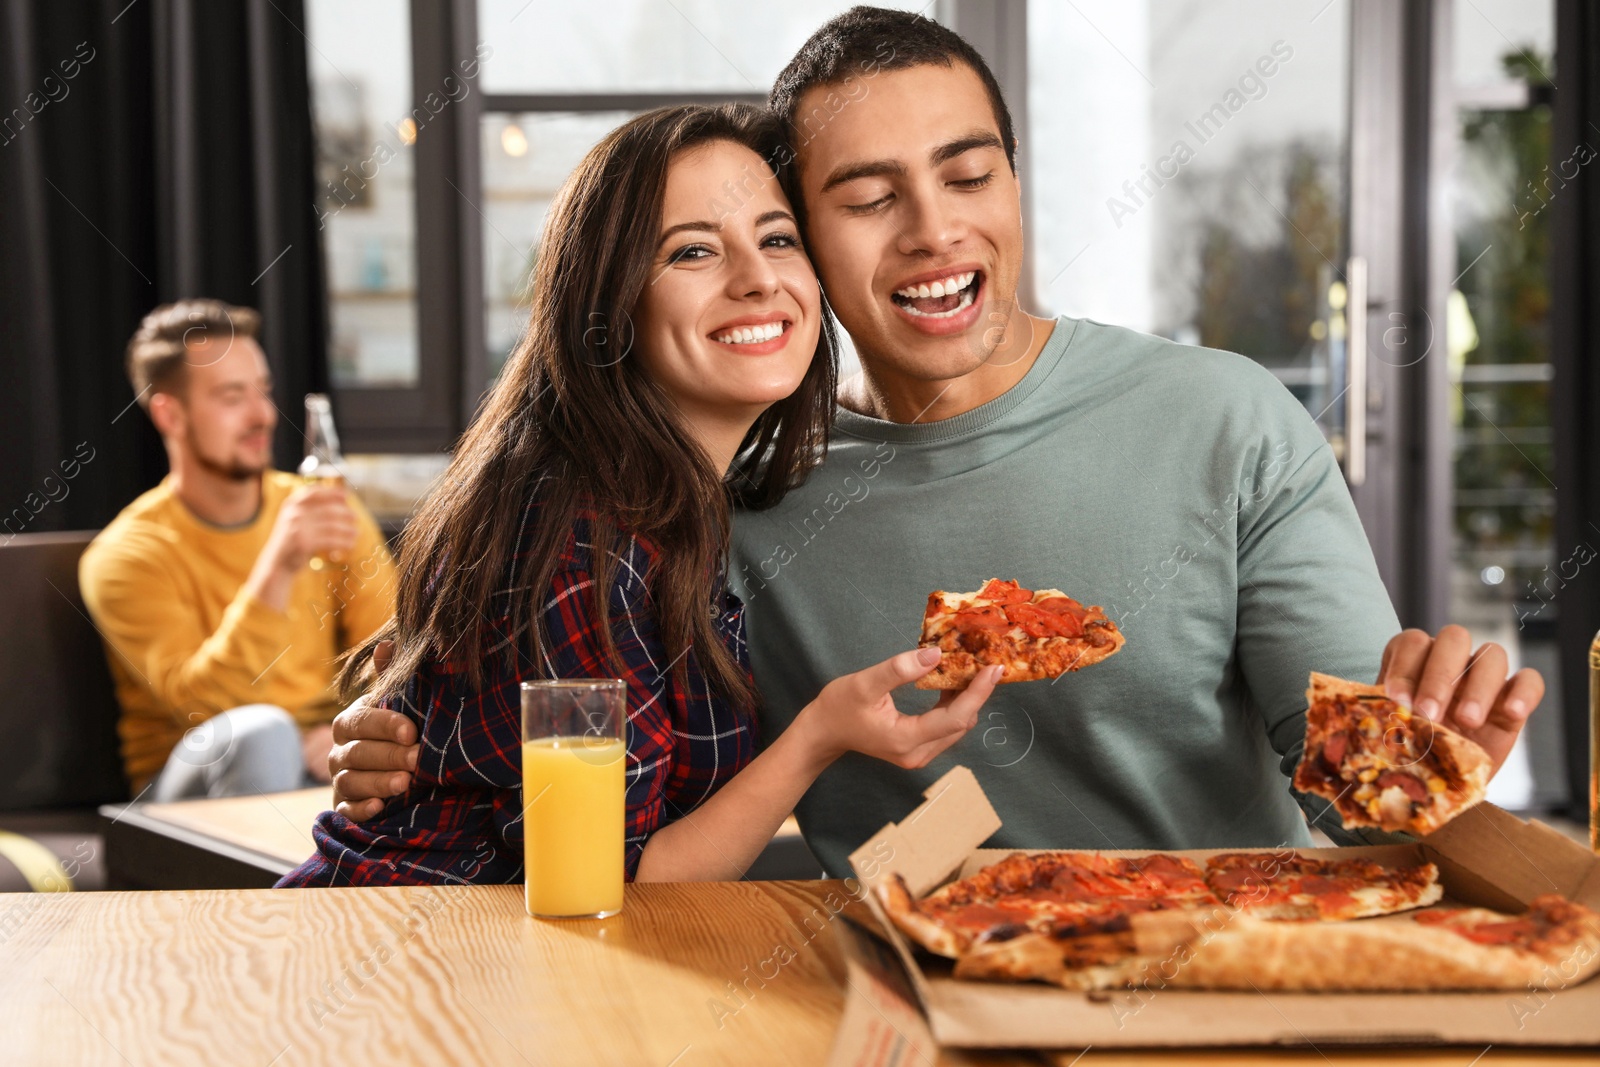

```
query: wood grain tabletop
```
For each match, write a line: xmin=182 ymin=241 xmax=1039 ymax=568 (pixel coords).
xmin=0 ymin=879 xmax=1594 ymax=1066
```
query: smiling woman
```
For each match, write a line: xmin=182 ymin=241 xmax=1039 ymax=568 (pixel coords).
xmin=633 ymin=139 xmax=823 ymax=474
xmin=278 ymin=102 xmax=1000 ymax=891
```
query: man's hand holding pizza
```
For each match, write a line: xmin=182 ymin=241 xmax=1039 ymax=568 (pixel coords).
xmin=1376 ymin=624 xmax=1543 ymax=775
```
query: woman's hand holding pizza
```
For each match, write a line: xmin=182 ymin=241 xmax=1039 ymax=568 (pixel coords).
xmin=791 ymin=647 xmax=1002 ymax=772
xmin=1377 ymin=624 xmax=1544 ymax=775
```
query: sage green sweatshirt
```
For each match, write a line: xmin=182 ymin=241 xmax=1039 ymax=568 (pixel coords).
xmin=730 ymin=315 xmax=1401 ymax=877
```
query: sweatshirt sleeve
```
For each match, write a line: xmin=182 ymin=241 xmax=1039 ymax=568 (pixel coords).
xmin=1230 ymin=385 xmax=1409 ymax=846
xmin=79 ymin=526 xmax=297 ymax=726
xmin=333 ymin=494 xmax=398 ymax=651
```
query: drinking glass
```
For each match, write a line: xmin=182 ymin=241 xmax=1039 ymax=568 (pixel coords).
xmin=520 ymin=679 xmax=626 ymax=918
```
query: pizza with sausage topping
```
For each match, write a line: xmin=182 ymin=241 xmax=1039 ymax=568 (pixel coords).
xmin=1294 ymin=672 xmax=1491 ymax=835
xmin=915 ymin=578 xmax=1124 ymax=690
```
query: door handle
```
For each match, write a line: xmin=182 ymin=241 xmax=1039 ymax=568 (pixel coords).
xmin=1345 ymin=255 xmax=1367 ymax=487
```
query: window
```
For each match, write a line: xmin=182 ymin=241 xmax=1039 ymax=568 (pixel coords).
xmin=1029 ymin=0 xmax=1349 ymax=432
xmin=306 ymin=1 xmax=419 ymax=390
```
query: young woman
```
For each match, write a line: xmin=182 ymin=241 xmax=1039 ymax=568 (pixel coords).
xmin=279 ymin=104 xmax=1000 ymax=887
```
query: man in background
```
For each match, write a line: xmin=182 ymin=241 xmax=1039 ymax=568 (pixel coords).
xmin=81 ymin=299 xmax=395 ymax=800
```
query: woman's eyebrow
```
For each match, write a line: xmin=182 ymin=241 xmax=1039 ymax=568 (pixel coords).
xmin=658 ymin=219 xmax=720 ymax=245
xmin=659 ymin=210 xmax=795 ymax=246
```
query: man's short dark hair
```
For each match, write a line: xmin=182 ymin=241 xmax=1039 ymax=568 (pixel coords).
xmin=125 ymin=299 xmax=260 ymax=409
xmin=769 ymin=6 xmax=1016 ymax=171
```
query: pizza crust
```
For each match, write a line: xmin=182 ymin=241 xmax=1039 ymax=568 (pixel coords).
xmin=1129 ymin=903 xmax=1600 ymax=992
xmin=879 ymin=874 xmax=969 ymax=959
xmin=954 ymin=901 xmax=1600 ymax=992
xmin=916 ymin=627 xmax=1126 ymax=690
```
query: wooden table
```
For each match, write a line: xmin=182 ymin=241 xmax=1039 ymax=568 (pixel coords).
xmin=99 ymin=789 xmax=821 ymax=890
xmin=1 ymin=880 xmax=1594 ymax=1067
xmin=98 ymin=787 xmax=330 ymax=889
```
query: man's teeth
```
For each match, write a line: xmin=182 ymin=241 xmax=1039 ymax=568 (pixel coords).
xmin=715 ymin=321 xmax=786 ymax=345
xmin=893 ymin=271 xmax=976 ymax=300
xmin=899 ymin=284 xmax=977 ymax=318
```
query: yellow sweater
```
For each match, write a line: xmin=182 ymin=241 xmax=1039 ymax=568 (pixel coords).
xmin=79 ymin=471 xmax=397 ymax=790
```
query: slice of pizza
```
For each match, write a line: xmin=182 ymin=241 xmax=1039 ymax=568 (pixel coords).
xmin=877 ymin=850 xmax=1221 ymax=961
xmin=1294 ymin=671 xmax=1491 ymax=836
xmin=1131 ymin=894 xmax=1600 ymax=992
xmin=1204 ymin=851 xmax=1442 ymax=921
xmin=1411 ymin=894 xmax=1600 ymax=982
xmin=915 ymin=578 xmax=1124 ymax=690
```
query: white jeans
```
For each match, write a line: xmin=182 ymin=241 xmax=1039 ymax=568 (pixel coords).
xmin=149 ymin=704 xmax=308 ymax=801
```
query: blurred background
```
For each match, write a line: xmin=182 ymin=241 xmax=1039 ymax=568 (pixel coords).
xmin=1 ymin=0 xmax=1597 ymax=828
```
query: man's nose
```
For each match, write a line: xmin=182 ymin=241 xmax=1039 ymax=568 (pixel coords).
xmin=895 ymin=184 xmax=963 ymax=257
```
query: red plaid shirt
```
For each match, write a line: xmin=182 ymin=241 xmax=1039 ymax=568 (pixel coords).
xmin=278 ymin=504 xmax=757 ymax=887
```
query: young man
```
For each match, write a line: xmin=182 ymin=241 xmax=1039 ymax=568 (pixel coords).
xmin=327 ymin=10 xmax=1541 ymax=876
xmin=80 ymin=300 xmax=396 ymax=800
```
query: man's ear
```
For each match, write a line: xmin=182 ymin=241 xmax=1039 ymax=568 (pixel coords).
xmin=147 ymin=391 xmax=183 ymax=439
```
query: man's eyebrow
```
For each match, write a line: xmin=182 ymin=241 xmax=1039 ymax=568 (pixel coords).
xmin=930 ymin=130 xmax=1005 ymax=166
xmin=818 ymin=131 xmax=1005 ymax=194
xmin=819 ymin=158 xmax=907 ymax=195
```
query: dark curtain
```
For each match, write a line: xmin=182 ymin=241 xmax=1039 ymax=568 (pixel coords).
xmin=1552 ymin=0 xmax=1600 ymax=824
xmin=0 ymin=0 xmax=327 ymax=535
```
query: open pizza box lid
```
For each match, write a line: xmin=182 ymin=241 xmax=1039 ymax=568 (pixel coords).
xmin=834 ymin=765 xmax=1600 ymax=1054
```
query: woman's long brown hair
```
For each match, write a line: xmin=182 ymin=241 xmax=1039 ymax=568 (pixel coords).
xmin=342 ymin=104 xmax=838 ymax=711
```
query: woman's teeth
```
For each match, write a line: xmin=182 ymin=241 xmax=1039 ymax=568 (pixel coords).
xmin=715 ymin=321 xmax=786 ymax=345
xmin=893 ymin=271 xmax=976 ymax=300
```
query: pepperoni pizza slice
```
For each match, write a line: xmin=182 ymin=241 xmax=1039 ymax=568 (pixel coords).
xmin=915 ymin=578 xmax=1124 ymax=690
xmin=1204 ymin=851 xmax=1442 ymax=920
xmin=1294 ymin=672 xmax=1491 ymax=835
xmin=878 ymin=850 xmax=1221 ymax=961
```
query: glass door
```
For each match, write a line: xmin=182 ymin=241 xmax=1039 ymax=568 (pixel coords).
xmin=1445 ymin=0 xmax=1559 ymax=810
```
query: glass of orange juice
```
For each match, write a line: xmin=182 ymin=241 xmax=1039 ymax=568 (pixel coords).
xmin=520 ymin=679 xmax=626 ymax=919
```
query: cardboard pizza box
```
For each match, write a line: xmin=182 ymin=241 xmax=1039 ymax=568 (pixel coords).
xmin=839 ymin=765 xmax=1600 ymax=1052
